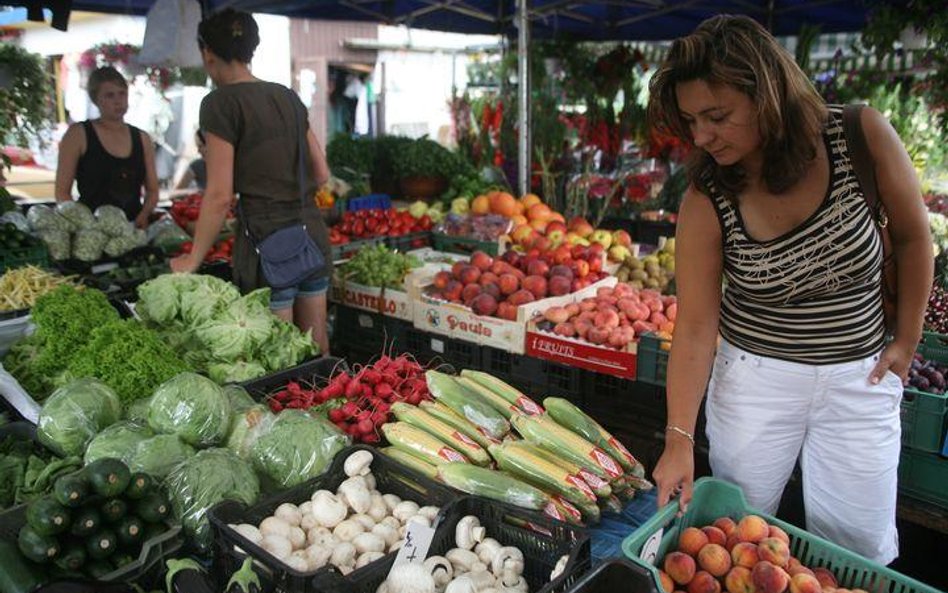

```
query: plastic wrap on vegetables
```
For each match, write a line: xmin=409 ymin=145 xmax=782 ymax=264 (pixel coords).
xmin=37 ymin=229 xmax=71 ymax=260
xmin=0 ymin=210 xmax=30 ymax=232
xmin=103 ymin=234 xmax=141 ymax=257
xmin=249 ymin=409 xmax=349 ymax=490
xmin=208 ymin=361 xmax=267 ymax=384
xmin=37 ymin=379 xmax=123 ymax=457
xmin=56 ymin=201 xmax=96 ymax=231
xmin=128 ymin=433 xmax=196 ymax=478
xmin=166 ymin=448 xmax=259 ymax=549
xmin=83 ymin=420 xmax=154 ymax=465
xmin=124 ymin=397 xmax=152 ymax=423
xmin=94 ymin=205 xmax=134 ymax=237
xmin=27 ymin=205 xmax=71 ymax=233
xmin=223 ymin=385 xmax=255 ymax=413
xmin=72 ymin=228 xmax=108 ymax=261
xmin=147 ymin=218 xmax=191 ymax=253
xmin=225 ymin=404 xmax=274 ymax=461
xmin=147 ymin=372 xmax=232 ymax=447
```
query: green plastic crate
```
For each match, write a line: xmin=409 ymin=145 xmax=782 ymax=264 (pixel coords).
xmin=432 ymin=232 xmax=501 ymax=256
xmin=898 ymin=447 xmax=948 ymax=508
xmin=622 ymin=477 xmax=941 ymax=593
xmin=901 ymin=332 xmax=948 ymax=452
xmin=330 ymin=236 xmax=386 ymax=261
xmin=0 ymin=242 xmax=48 ymax=273
xmin=636 ymin=332 xmax=670 ymax=387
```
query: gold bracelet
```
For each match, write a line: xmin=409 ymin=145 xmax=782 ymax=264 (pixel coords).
xmin=666 ymin=425 xmax=695 ymax=446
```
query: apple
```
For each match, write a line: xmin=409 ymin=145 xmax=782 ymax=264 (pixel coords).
xmin=568 ymin=216 xmax=595 ymax=238
xmin=589 ymin=229 xmax=613 ymax=248
xmin=546 ymin=220 xmax=567 ymax=235
xmin=609 ymin=245 xmax=632 ymax=261
xmin=612 ymin=229 xmax=633 ymax=248
xmin=511 ymin=224 xmax=534 ymax=244
xmin=531 ymin=235 xmax=551 ymax=252
xmin=566 ymin=232 xmax=585 ymax=246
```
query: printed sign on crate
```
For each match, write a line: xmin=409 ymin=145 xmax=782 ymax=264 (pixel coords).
xmin=525 ymin=327 xmax=638 ymax=380
xmin=330 ymin=266 xmax=438 ymax=322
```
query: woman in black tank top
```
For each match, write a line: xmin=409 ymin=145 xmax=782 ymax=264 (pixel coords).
xmin=54 ymin=67 xmax=159 ymax=228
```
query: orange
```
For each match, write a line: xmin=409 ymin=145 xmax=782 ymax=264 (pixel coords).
xmin=471 ymin=194 xmax=490 ymax=215
xmin=529 ymin=218 xmax=549 ymax=233
xmin=527 ymin=203 xmax=553 ymax=222
xmin=548 ymin=212 xmax=565 ymax=224
xmin=490 ymin=192 xmax=519 ymax=217
xmin=521 ymin=193 xmax=542 ymax=209
xmin=510 ymin=214 xmax=528 ymax=226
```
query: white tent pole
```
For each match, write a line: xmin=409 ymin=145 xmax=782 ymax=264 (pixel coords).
xmin=516 ymin=0 xmax=531 ymax=197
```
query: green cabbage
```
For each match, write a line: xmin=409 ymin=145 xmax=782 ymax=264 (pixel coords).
xmin=179 ymin=277 xmax=240 ymax=327
xmin=72 ymin=228 xmax=108 ymax=261
xmin=225 ymin=404 xmax=274 ymax=461
xmin=195 ymin=289 xmax=272 ymax=361
xmin=259 ymin=320 xmax=318 ymax=372
xmin=208 ymin=361 xmax=267 ymax=384
xmin=83 ymin=421 xmax=154 ymax=465
xmin=125 ymin=397 xmax=152 ymax=423
xmin=147 ymin=372 xmax=232 ymax=447
xmin=38 ymin=229 xmax=71 ymax=260
xmin=250 ymin=409 xmax=349 ymax=490
xmin=137 ymin=274 xmax=196 ymax=325
xmin=95 ymin=205 xmax=134 ymax=237
xmin=27 ymin=205 xmax=71 ymax=233
xmin=37 ymin=379 xmax=122 ymax=457
xmin=56 ymin=201 xmax=96 ymax=230
xmin=166 ymin=448 xmax=259 ymax=550
xmin=128 ymin=433 xmax=196 ymax=479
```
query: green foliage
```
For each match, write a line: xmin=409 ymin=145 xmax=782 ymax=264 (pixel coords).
xmin=326 ymin=134 xmax=375 ymax=186
xmin=340 ymin=243 xmax=421 ymax=288
xmin=393 ymin=137 xmax=461 ymax=179
xmin=0 ymin=43 xmax=52 ymax=147
xmin=866 ymin=83 xmax=945 ymax=173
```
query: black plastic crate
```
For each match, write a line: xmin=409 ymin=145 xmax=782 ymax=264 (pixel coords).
xmin=481 ymin=346 xmax=516 ymax=384
xmin=540 ymin=360 xmax=586 ymax=404
xmin=209 ymin=445 xmax=458 ymax=593
xmin=333 ymin=305 xmax=400 ymax=355
xmin=239 ymin=356 xmax=347 ymax=400
xmin=563 ymin=558 xmax=658 ymax=593
xmin=402 ymin=326 xmax=439 ymax=364
xmin=430 ymin=335 xmax=482 ymax=370
xmin=317 ymin=496 xmax=592 ymax=593
xmin=384 ymin=231 xmax=431 ymax=252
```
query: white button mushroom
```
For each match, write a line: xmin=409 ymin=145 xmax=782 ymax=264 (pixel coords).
xmin=418 ymin=505 xmax=441 ymax=522
xmin=275 ymin=502 xmax=303 ymax=527
xmin=306 ymin=544 xmax=333 ymax=570
xmin=368 ymin=493 xmax=389 ymax=522
xmin=424 ymin=556 xmax=454 ymax=592
xmin=283 ymin=550 xmax=309 ymax=572
xmin=392 ymin=500 xmax=420 ymax=523
xmin=307 ymin=526 xmax=335 ymax=547
xmin=344 ymin=449 xmax=374 ymax=477
xmin=312 ymin=491 xmax=348 ymax=528
xmin=350 ymin=513 xmax=378 ymax=531
xmin=288 ymin=526 xmax=307 ymax=550
xmin=475 ymin=538 xmax=502 ymax=565
xmin=330 ymin=541 xmax=357 ymax=568
xmin=382 ymin=493 xmax=403 ymax=512
xmin=491 ymin=547 xmax=524 ymax=577
xmin=338 ymin=476 xmax=372 ymax=514
xmin=384 ymin=563 xmax=436 ymax=593
xmin=356 ymin=550 xmax=386 ymax=568
xmin=455 ymin=516 xmax=486 ymax=550
xmin=352 ymin=532 xmax=386 ymax=555
xmin=371 ymin=522 xmax=400 ymax=547
xmin=446 ymin=548 xmax=481 ymax=573
xmin=260 ymin=534 xmax=292 ymax=560
xmin=259 ymin=517 xmax=292 ymax=538
xmin=333 ymin=519 xmax=366 ymax=542
xmin=230 ymin=523 xmax=263 ymax=545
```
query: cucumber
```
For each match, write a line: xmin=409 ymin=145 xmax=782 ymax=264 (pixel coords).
xmin=26 ymin=496 xmax=71 ymax=536
xmin=54 ymin=474 xmax=89 ymax=508
xmin=135 ymin=493 xmax=170 ymax=523
xmin=116 ymin=516 xmax=144 ymax=547
xmin=141 ymin=522 xmax=166 ymax=542
xmin=100 ymin=498 xmax=128 ymax=523
xmin=85 ymin=560 xmax=114 ymax=579
xmin=17 ymin=524 xmax=60 ymax=563
xmin=0 ymin=541 xmax=46 ymax=592
xmin=86 ymin=529 xmax=118 ymax=560
xmin=71 ymin=508 xmax=101 ymax=537
xmin=112 ymin=553 xmax=135 ymax=570
xmin=54 ymin=541 xmax=87 ymax=572
xmin=85 ymin=458 xmax=131 ymax=497
xmin=124 ymin=472 xmax=152 ymax=500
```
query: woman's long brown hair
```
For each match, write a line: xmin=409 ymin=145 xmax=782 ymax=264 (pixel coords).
xmin=647 ymin=15 xmax=828 ymax=201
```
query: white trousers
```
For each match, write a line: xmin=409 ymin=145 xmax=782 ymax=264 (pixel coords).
xmin=705 ymin=339 xmax=902 ymax=565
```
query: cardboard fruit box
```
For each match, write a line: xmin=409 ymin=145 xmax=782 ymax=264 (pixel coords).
xmin=525 ymin=320 xmax=638 ymax=380
xmin=330 ymin=265 xmax=439 ymax=322
xmin=412 ymin=276 xmax=617 ymax=354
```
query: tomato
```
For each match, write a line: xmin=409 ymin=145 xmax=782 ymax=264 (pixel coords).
xmin=181 ymin=241 xmax=194 ymax=253
xmin=185 ymin=206 xmax=201 ymax=220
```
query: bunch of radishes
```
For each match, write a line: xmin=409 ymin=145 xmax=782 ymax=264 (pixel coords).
xmin=535 ymin=284 xmax=677 ymax=350
xmin=323 ymin=355 xmax=432 ymax=443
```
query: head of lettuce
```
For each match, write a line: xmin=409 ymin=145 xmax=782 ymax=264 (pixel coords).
xmin=147 ymin=372 xmax=232 ymax=447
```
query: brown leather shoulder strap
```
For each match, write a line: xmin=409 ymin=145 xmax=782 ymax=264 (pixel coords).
xmin=842 ymin=104 xmax=880 ymax=212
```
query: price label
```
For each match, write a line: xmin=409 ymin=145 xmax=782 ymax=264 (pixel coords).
xmin=640 ymin=528 xmax=664 ymax=566
xmin=357 ymin=313 xmax=375 ymax=329
xmin=430 ymin=338 xmax=445 ymax=354
xmin=389 ymin=522 xmax=436 ymax=572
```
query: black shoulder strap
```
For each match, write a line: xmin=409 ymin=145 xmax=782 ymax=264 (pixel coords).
xmin=288 ymin=87 xmax=308 ymax=210
xmin=841 ymin=104 xmax=880 ymax=213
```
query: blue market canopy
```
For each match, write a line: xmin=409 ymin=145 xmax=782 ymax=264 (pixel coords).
xmin=6 ymin=0 xmax=897 ymax=39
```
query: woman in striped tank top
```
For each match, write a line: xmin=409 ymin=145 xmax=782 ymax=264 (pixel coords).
xmin=648 ymin=16 xmax=932 ymax=564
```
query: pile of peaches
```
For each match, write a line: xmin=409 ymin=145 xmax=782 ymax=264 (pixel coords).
xmin=659 ymin=515 xmax=859 ymax=593
xmin=427 ymin=249 xmax=608 ymax=320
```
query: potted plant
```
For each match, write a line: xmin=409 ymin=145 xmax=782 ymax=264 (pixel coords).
xmin=0 ymin=43 xmax=52 ymax=148
xmin=394 ymin=138 xmax=458 ymax=200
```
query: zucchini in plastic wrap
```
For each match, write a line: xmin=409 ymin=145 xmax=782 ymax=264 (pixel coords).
xmin=544 ymin=397 xmax=645 ymax=476
xmin=425 ymin=370 xmax=509 ymax=440
xmin=381 ymin=422 xmax=469 ymax=466
xmin=390 ymin=402 xmax=490 ymax=466
xmin=437 ymin=464 xmax=550 ymax=511
xmin=511 ymin=413 xmax=624 ymax=482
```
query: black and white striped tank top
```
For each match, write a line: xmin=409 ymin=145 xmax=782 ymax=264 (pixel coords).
xmin=708 ymin=105 xmax=886 ymax=364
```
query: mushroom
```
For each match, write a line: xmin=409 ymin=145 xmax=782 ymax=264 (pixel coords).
xmin=259 ymin=517 xmax=292 ymax=538
xmin=446 ymin=548 xmax=480 ymax=573
xmin=344 ymin=449 xmax=374 ymax=477
xmin=333 ymin=519 xmax=365 ymax=542
xmin=444 ymin=576 xmax=476 ymax=593
xmin=468 ymin=569 xmax=497 ymax=590
xmin=550 ymin=554 xmax=569 ymax=581
xmin=392 ymin=501 xmax=420 ymax=523
xmin=312 ymin=492 xmax=348 ymax=528
xmin=368 ymin=493 xmax=389 ymax=522
xmin=300 ymin=513 xmax=321 ymax=531
xmin=352 ymin=532 xmax=386 ymax=555
xmin=382 ymin=493 xmax=402 ymax=512
xmin=356 ymin=551 xmax=386 ymax=568
xmin=372 ymin=522 xmax=400 ymax=547
xmin=424 ymin=556 xmax=454 ymax=592
xmin=418 ymin=505 xmax=440 ymax=522
xmin=275 ymin=503 xmax=303 ymax=527
xmin=283 ymin=551 xmax=309 ymax=572
xmin=498 ymin=568 xmax=528 ymax=592
xmin=299 ymin=501 xmax=314 ymax=516
xmin=380 ymin=516 xmax=401 ymax=531
xmin=384 ymin=563 xmax=436 ymax=593
xmin=260 ymin=534 xmax=292 ymax=560
xmin=351 ymin=513 xmax=377 ymax=531
xmin=287 ymin=526 xmax=307 ymax=550
xmin=306 ymin=544 xmax=333 ymax=570
xmin=330 ymin=541 xmax=357 ymax=568
xmin=306 ymin=526 xmax=335 ymax=547
xmin=455 ymin=516 xmax=486 ymax=550
xmin=231 ymin=523 xmax=263 ymax=545
xmin=475 ymin=538 xmax=502 ymax=565
xmin=338 ymin=476 xmax=372 ymax=514
xmin=491 ymin=547 xmax=524 ymax=577
xmin=364 ymin=473 xmax=377 ymax=491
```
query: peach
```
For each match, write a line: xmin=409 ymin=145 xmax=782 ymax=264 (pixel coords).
xmin=736 ymin=515 xmax=770 ymax=544
xmin=543 ymin=306 xmax=571 ymax=324
xmin=758 ymin=537 xmax=791 ymax=568
xmin=768 ymin=525 xmax=791 ymax=545
xmin=812 ymin=567 xmax=838 ymax=589
xmin=730 ymin=542 xmax=759 ymax=569
xmin=549 ymin=275 xmax=572 ymax=296
xmin=470 ymin=293 xmax=498 ymax=316
xmin=663 ymin=551 xmax=696 ymax=586
xmin=461 ymin=283 xmax=481 ymax=304
xmin=790 ymin=573 xmax=823 ymax=593
xmin=752 ymin=561 xmax=790 ymax=593
xmin=470 ymin=251 xmax=493 ymax=271
xmin=527 ymin=259 xmax=550 ymax=277
xmin=788 ymin=565 xmax=814 ymax=579
xmin=787 ymin=558 xmax=802 ymax=572
xmin=724 ymin=531 xmax=741 ymax=552
xmin=433 ymin=270 xmax=452 ymax=289
xmin=553 ymin=322 xmax=576 ymax=337
xmin=490 ymin=260 xmax=510 ymax=276
xmin=587 ymin=326 xmax=610 ymax=345
xmin=496 ymin=302 xmax=518 ymax=321
xmin=549 ymin=264 xmax=574 ymax=280
xmin=480 ymin=282 xmax=501 ymax=300
xmin=444 ymin=280 xmax=463 ymax=302
xmin=687 ymin=570 xmax=721 ymax=593
xmin=507 ymin=289 xmax=536 ymax=306
xmin=701 ymin=526 xmax=727 ymax=547
xmin=697 ymin=543 xmax=731 ymax=577
xmin=594 ymin=309 xmax=620 ymax=330
xmin=498 ymin=273 xmax=520 ymax=296
xmin=522 ymin=275 xmax=548 ymax=299
xmin=678 ymin=526 xmax=710 ymax=557
xmin=458 ymin=265 xmax=481 ymax=285
xmin=565 ymin=303 xmax=580 ymax=317
xmin=724 ymin=566 xmax=755 ymax=593
xmin=479 ymin=271 xmax=500 ymax=287
xmin=451 ymin=261 xmax=467 ymax=278
xmin=658 ymin=570 xmax=675 ymax=593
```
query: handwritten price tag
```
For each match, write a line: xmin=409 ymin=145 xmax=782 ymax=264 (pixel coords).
xmin=389 ymin=521 xmax=436 ymax=572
